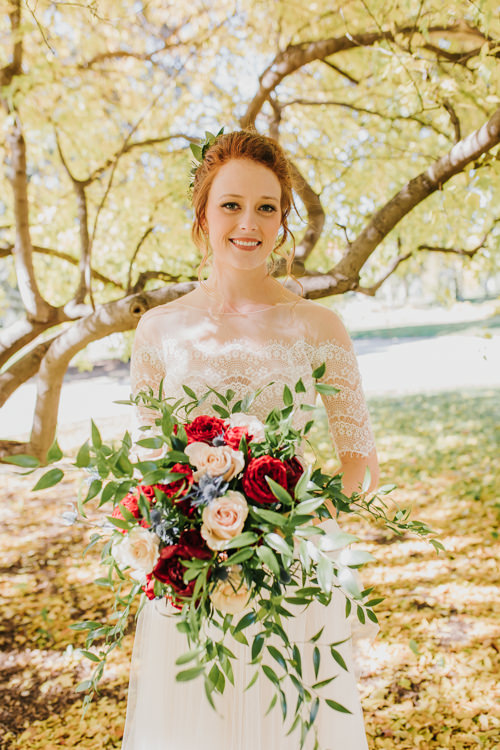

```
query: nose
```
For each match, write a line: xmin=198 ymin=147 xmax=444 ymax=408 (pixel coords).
xmin=238 ymin=207 xmax=258 ymax=231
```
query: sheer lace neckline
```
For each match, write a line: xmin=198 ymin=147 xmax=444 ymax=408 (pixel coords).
xmin=173 ymin=299 xmax=305 ymax=316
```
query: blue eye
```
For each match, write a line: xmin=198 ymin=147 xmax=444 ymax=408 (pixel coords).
xmin=260 ymin=204 xmax=277 ymax=213
xmin=221 ymin=202 xmax=239 ymax=210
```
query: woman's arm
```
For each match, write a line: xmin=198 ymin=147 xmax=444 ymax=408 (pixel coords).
xmin=312 ymin=309 xmax=378 ymax=516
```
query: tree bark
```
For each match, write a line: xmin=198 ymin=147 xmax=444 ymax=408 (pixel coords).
xmin=27 ymin=282 xmax=197 ymax=460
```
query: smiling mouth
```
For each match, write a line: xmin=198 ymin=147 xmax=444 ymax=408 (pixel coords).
xmin=230 ymin=239 xmax=262 ymax=250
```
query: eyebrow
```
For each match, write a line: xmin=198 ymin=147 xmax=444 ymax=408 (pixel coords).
xmin=219 ymin=193 xmax=280 ymax=201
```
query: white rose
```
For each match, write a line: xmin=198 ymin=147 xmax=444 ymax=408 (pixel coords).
xmin=201 ymin=490 xmax=249 ymax=550
xmin=227 ymin=413 xmax=266 ymax=442
xmin=112 ymin=527 xmax=160 ymax=584
xmin=185 ymin=441 xmax=244 ymax=481
xmin=209 ymin=565 xmax=251 ymax=614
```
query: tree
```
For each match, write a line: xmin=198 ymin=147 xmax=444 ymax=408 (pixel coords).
xmin=1 ymin=0 xmax=499 ymax=461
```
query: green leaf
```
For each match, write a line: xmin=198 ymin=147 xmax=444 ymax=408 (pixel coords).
xmin=175 ymin=665 xmax=206 ymax=682
xmin=84 ymin=478 xmax=102 ymax=503
xmin=251 ymin=634 xmax=264 ymax=661
xmin=309 ymin=626 xmax=325 ymax=643
xmin=409 ymin=638 xmax=420 ymax=655
xmin=282 ymin=384 xmax=293 ymax=406
xmin=312 ymin=676 xmax=337 ymax=689
xmin=227 ymin=547 xmax=255 ymax=565
xmin=317 ymin=555 xmax=333 ymax=593
xmin=295 ymin=496 xmax=325 ymax=515
xmin=46 ymin=439 xmax=63 ymax=463
xmin=75 ymin=441 xmax=90 ymax=468
xmin=314 ymin=383 xmax=339 ymax=396
xmin=106 ymin=516 xmax=131 ymax=530
xmin=430 ymin=538 xmax=446 ymax=553
xmin=310 ymin=696 xmax=320 ymax=725
xmin=312 ymin=362 xmax=326 ymax=379
xmin=223 ymin=531 xmax=258 ymax=549
xmin=245 ymin=670 xmax=259 ymax=691
xmin=361 ymin=467 xmax=371 ymax=493
xmin=91 ymin=420 xmax=102 ymax=449
xmin=3 ymin=454 xmax=40 ymax=468
xmin=262 ymin=664 xmax=280 ymax=687
xmin=175 ymin=649 xmax=202 ymax=666
xmin=75 ymin=679 xmax=93 ymax=693
xmin=189 ymin=143 xmax=203 ymax=160
xmin=250 ymin=506 xmax=285 ymax=525
xmin=326 ymin=699 xmax=352 ymax=714
xmin=212 ymin=403 xmax=230 ymax=418
xmin=265 ymin=476 xmax=293 ymax=505
xmin=338 ymin=567 xmax=362 ymax=598
xmin=233 ymin=611 xmax=257 ymax=634
xmin=267 ymin=645 xmax=287 ymax=671
xmin=313 ymin=646 xmax=320 ymax=678
xmin=79 ymin=650 xmax=100 ymax=663
xmin=256 ymin=545 xmax=280 ymax=577
xmin=32 ymin=468 xmax=64 ymax=491
xmin=330 ymin=647 xmax=348 ymax=671
xmin=264 ymin=532 xmax=293 ymax=557
xmin=182 ymin=385 xmax=198 ymax=400
xmin=265 ymin=692 xmax=278 ymax=716
xmin=339 ymin=549 xmax=375 ymax=567
xmin=294 ymin=378 xmax=306 ymax=394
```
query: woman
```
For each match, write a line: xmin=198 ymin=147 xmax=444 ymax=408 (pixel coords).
xmin=122 ymin=130 xmax=379 ymax=749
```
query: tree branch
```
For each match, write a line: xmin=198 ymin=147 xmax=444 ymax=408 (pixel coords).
xmin=321 ymin=59 xmax=360 ymax=85
xmin=417 ymin=218 xmax=500 ymax=257
xmin=0 ymin=243 xmax=124 ymax=289
xmin=240 ymin=24 xmax=490 ymax=128
xmin=330 ymin=107 xmax=500 ymax=290
xmin=357 ymin=249 xmax=413 ymax=296
xmin=27 ymin=281 xmax=198 ymax=459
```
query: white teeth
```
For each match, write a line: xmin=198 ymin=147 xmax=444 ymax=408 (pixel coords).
xmin=231 ymin=239 xmax=260 ymax=247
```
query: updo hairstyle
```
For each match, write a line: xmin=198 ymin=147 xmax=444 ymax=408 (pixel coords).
xmin=191 ymin=130 xmax=296 ymax=281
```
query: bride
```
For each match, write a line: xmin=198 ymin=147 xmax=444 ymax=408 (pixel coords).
xmin=122 ymin=130 xmax=379 ymax=749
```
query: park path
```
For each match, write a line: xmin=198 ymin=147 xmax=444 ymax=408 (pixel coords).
xmin=1 ymin=332 xmax=498 ymax=450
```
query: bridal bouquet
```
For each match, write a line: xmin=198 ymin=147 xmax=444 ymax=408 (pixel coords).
xmin=16 ymin=365 xmax=439 ymax=748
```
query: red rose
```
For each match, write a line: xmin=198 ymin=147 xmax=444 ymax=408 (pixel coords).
xmin=111 ymin=484 xmax=162 ymax=532
xmin=284 ymin=457 xmax=304 ymax=494
xmin=184 ymin=415 xmax=227 ymax=445
xmin=152 ymin=531 xmax=212 ymax=601
xmin=178 ymin=528 xmax=212 ymax=559
xmin=242 ymin=455 xmax=288 ymax=505
xmin=223 ymin=425 xmax=252 ymax=451
xmin=156 ymin=464 xmax=194 ymax=516
xmin=141 ymin=573 xmax=156 ymax=600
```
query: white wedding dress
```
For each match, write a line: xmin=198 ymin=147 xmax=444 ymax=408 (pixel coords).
xmin=121 ymin=297 xmax=377 ymax=750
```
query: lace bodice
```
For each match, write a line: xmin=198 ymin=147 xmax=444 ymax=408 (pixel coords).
xmin=130 ymin=298 xmax=375 ymax=458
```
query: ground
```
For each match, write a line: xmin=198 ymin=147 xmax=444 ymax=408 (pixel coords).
xmin=0 ymin=385 xmax=498 ymax=749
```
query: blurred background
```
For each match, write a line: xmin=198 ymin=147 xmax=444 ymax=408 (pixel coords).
xmin=0 ymin=1 xmax=499 ymax=748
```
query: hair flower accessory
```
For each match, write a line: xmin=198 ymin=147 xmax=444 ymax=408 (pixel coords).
xmin=189 ymin=127 xmax=224 ymax=188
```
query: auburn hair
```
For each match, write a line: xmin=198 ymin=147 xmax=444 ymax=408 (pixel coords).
xmin=190 ymin=130 xmax=297 ymax=283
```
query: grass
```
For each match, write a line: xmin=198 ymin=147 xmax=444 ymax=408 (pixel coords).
xmin=0 ymin=389 xmax=499 ymax=749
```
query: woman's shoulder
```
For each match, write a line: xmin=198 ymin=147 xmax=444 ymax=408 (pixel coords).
xmin=294 ymin=297 xmax=352 ymax=349
xmin=134 ymin=298 xmax=192 ymax=344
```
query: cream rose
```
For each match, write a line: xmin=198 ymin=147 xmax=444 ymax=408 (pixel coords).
xmin=227 ymin=413 xmax=266 ymax=442
xmin=201 ymin=491 xmax=249 ymax=551
xmin=112 ymin=527 xmax=160 ymax=584
xmin=210 ymin=565 xmax=251 ymax=614
xmin=185 ymin=441 xmax=244 ymax=481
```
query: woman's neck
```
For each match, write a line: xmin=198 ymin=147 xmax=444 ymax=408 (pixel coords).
xmin=203 ymin=264 xmax=288 ymax=308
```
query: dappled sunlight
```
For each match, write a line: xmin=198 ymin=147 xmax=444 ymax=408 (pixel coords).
xmin=0 ymin=389 xmax=499 ymax=748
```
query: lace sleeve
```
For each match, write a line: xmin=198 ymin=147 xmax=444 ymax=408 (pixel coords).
xmin=312 ymin=339 xmax=376 ymax=459
xmin=129 ymin=313 xmax=166 ymax=444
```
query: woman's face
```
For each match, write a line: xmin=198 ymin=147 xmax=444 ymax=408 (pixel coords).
xmin=203 ymin=158 xmax=282 ymax=271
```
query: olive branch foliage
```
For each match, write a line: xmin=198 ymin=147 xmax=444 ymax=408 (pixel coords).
xmin=4 ymin=364 xmax=442 ymax=749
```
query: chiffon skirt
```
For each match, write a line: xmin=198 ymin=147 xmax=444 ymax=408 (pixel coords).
xmin=121 ymin=520 xmax=376 ymax=750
